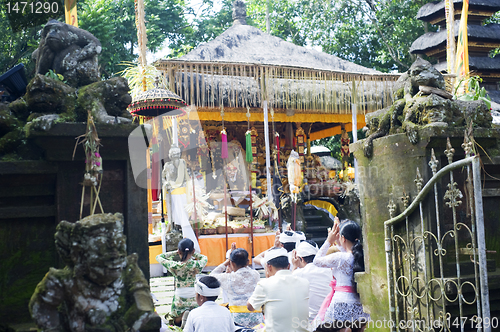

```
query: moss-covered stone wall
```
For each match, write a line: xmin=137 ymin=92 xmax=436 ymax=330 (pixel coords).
xmin=0 ymin=123 xmax=149 ymax=327
xmin=0 ymin=217 xmax=58 ymax=324
xmin=352 ymin=132 xmax=432 ymax=331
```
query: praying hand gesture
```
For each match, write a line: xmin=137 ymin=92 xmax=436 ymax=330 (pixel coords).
xmin=224 ymin=242 xmax=237 ymax=268
xmin=327 ymin=220 xmax=340 ymax=245
xmin=291 ymin=250 xmax=301 ymax=270
xmin=273 ymin=229 xmax=281 ymax=248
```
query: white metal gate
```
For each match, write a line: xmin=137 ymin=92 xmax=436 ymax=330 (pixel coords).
xmin=384 ymin=138 xmax=492 ymax=332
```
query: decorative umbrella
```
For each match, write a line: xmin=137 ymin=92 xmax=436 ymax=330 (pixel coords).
xmin=127 ymin=88 xmax=187 ymax=117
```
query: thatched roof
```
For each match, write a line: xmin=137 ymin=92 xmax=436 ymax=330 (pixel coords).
xmin=410 ymin=23 xmax=500 ymax=54
xmin=434 ymin=57 xmax=500 ymax=73
xmin=155 ymin=1 xmax=400 ymax=117
xmin=417 ymin=0 xmax=500 ymax=24
xmin=489 ymin=91 xmax=500 ymax=105
xmin=159 ymin=69 xmax=396 ymax=114
xmin=156 ymin=29 xmax=399 ymax=115
xmin=178 ymin=24 xmax=380 ymax=75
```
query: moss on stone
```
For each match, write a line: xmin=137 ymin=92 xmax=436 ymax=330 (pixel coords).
xmin=0 ymin=110 xmax=22 ymax=137
xmin=25 ymin=74 xmax=77 ymax=115
xmin=0 ymin=130 xmax=22 ymax=154
xmin=75 ymin=77 xmax=132 ymax=122
xmin=8 ymin=98 xmax=29 ymax=122
xmin=394 ymin=86 xmax=404 ymax=100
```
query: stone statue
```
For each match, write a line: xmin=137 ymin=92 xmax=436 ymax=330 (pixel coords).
xmin=0 ymin=20 xmax=132 ymax=158
xmin=232 ymin=0 xmax=247 ymax=25
xmin=362 ymin=58 xmax=492 ymax=158
xmin=75 ymin=76 xmax=133 ymax=123
xmin=32 ymin=19 xmax=101 ymax=87
xmin=162 ymin=145 xmax=200 ymax=252
xmin=13 ymin=74 xmax=131 ymax=134
xmin=29 ymin=213 xmax=161 ymax=332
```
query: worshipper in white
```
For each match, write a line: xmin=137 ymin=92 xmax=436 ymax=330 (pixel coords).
xmin=312 ymin=220 xmax=370 ymax=332
xmin=292 ymin=240 xmax=334 ymax=324
xmin=183 ymin=276 xmax=236 ymax=332
xmin=247 ymin=248 xmax=310 ymax=332
xmin=210 ymin=246 xmax=264 ymax=328
xmin=254 ymin=230 xmax=305 ymax=270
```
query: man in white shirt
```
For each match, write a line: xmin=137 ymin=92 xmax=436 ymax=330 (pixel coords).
xmin=247 ymin=248 xmax=310 ymax=332
xmin=183 ymin=276 xmax=235 ymax=332
xmin=292 ymin=240 xmax=333 ymax=324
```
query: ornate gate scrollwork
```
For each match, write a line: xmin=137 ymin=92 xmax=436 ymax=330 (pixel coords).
xmin=384 ymin=138 xmax=491 ymax=332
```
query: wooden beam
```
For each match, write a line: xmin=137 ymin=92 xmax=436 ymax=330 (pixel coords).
xmin=0 ymin=185 xmax=55 ymax=198
xmin=0 ymin=205 xmax=56 ymax=219
xmin=0 ymin=161 xmax=57 ymax=175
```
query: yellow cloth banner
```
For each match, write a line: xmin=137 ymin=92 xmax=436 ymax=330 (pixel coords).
xmin=171 ymin=187 xmax=187 ymax=195
xmin=455 ymin=0 xmax=469 ymax=92
xmin=65 ymin=0 xmax=78 ymax=27
xmin=229 ymin=305 xmax=262 ymax=313
xmin=304 ymin=200 xmax=338 ymax=217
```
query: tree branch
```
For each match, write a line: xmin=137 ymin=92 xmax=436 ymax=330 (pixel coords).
xmin=359 ymin=2 xmax=409 ymax=70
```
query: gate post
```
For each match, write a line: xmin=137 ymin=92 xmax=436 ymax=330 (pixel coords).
xmin=473 ymin=156 xmax=491 ymax=332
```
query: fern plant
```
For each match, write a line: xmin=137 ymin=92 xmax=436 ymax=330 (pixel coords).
xmin=454 ymin=75 xmax=492 ymax=109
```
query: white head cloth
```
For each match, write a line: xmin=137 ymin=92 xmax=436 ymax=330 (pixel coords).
xmin=279 ymin=231 xmax=297 ymax=244
xmin=295 ymin=241 xmax=319 ymax=257
xmin=195 ymin=280 xmax=221 ymax=297
xmin=295 ymin=231 xmax=306 ymax=242
xmin=261 ymin=248 xmax=289 ymax=266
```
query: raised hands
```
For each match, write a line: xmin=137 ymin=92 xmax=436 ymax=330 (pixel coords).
xmin=327 ymin=220 xmax=340 ymax=245
xmin=291 ymin=250 xmax=301 ymax=270
xmin=273 ymin=229 xmax=281 ymax=248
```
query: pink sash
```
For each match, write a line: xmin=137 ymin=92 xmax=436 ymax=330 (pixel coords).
xmin=316 ymin=280 xmax=355 ymax=321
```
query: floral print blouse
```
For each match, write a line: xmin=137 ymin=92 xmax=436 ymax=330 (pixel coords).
xmin=156 ymin=251 xmax=208 ymax=288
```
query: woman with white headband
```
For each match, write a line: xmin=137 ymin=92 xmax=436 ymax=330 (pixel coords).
xmin=211 ymin=245 xmax=264 ymax=329
xmin=183 ymin=276 xmax=236 ymax=332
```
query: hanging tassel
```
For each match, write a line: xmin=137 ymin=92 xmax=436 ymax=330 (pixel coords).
xmin=245 ymin=130 xmax=253 ymax=163
xmin=221 ymin=129 xmax=228 ymax=159
xmin=275 ymin=132 xmax=280 ymax=165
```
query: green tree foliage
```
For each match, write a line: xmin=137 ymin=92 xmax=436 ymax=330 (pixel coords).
xmin=485 ymin=11 xmax=500 ymax=57
xmin=312 ymin=129 xmax=365 ymax=165
xmin=242 ymin=0 xmax=436 ymax=72
xmin=0 ymin=0 xmax=188 ymax=80
xmin=169 ymin=0 xmax=236 ymax=58
xmin=1 ymin=0 xmax=442 ymax=81
xmin=246 ymin=0 xmax=306 ymax=46
xmin=171 ymin=0 xmax=436 ymax=72
xmin=0 ymin=1 xmax=63 ymax=78
xmin=78 ymin=0 xmax=188 ymax=78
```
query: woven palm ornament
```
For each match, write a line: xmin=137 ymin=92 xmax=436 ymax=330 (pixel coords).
xmin=127 ymin=88 xmax=187 ymax=117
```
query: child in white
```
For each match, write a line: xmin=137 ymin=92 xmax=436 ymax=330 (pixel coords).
xmin=183 ymin=276 xmax=235 ymax=332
